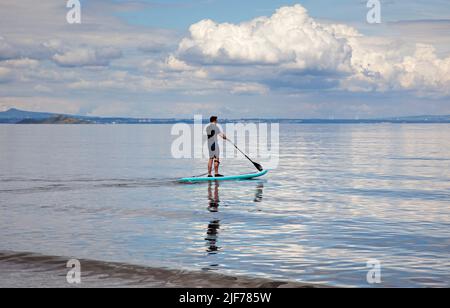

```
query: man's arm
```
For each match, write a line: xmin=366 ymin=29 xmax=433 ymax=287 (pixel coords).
xmin=219 ymin=133 xmax=227 ymax=140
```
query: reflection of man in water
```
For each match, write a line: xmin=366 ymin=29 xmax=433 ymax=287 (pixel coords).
xmin=204 ymin=182 xmax=264 ymax=255
xmin=207 ymin=181 xmax=220 ymax=210
xmin=206 ymin=181 xmax=221 ymax=254
xmin=254 ymin=183 xmax=264 ymax=202
xmin=205 ymin=220 xmax=220 ymax=254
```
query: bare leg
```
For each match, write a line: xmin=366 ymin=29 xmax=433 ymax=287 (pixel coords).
xmin=214 ymin=159 xmax=220 ymax=175
xmin=208 ymin=158 xmax=213 ymax=176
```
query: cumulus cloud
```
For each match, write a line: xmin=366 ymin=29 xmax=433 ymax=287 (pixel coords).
xmin=175 ymin=4 xmax=450 ymax=96
xmin=165 ymin=55 xmax=195 ymax=71
xmin=345 ymin=38 xmax=450 ymax=95
xmin=178 ymin=5 xmax=353 ymax=73
xmin=52 ymin=47 xmax=123 ymax=67
xmin=396 ymin=44 xmax=450 ymax=94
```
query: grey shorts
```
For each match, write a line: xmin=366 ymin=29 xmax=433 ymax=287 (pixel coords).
xmin=209 ymin=141 xmax=220 ymax=159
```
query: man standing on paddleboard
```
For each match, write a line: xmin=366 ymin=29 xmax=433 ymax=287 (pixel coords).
xmin=206 ymin=116 xmax=227 ymax=177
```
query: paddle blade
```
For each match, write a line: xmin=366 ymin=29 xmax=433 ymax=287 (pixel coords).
xmin=253 ymin=162 xmax=264 ymax=172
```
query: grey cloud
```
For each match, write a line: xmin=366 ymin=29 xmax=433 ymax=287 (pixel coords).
xmin=0 ymin=38 xmax=19 ymax=60
xmin=138 ymin=41 xmax=177 ymax=54
xmin=0 ymin=67 xmax=14 ymax=83
xmin=52 ymin=47 xmax=123 ymax=67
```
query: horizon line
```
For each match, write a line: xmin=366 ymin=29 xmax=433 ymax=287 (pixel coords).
xmin=2 ymin=108 xmax=450 ymax=121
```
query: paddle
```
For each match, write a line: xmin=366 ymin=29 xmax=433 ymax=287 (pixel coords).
xmin=226 ymin=139 xmax=264 ymax=172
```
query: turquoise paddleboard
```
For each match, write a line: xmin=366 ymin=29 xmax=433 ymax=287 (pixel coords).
xmin=180 ymin=170 xmax=268 ymax=183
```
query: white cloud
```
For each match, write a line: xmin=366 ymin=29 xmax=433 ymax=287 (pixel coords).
xmin=165 ymin=55 xmax=195 ymax=71
xmin=230 ymin=83 xmax=268 ymax=95
xmin=1 ymin=58 xmax=39 ymax=68
xmin=176 ymin=4 xmax=450 ymax=96
xmin=178 ymin=4 xmax=353 ymax=73
xmin=345 ymin=38 xmax=450 ymax=95
xmin=397 ymin=44 xmax=450 ymax=94
xmin=162 ymin=55 xmax=209 ymax=80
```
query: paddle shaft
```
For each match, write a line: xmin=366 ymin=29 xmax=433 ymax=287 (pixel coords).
xmin=227 ymin=139 xmax=263 ymax=171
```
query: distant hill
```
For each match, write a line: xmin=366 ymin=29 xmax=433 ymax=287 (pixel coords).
xmin=0 ymin=108 xmax=58 ymax=122
xmin=17 ymin=115 xmax=91 ymax=124
xmin=1 ymin=108 xmax=450 ymax=124
xmin=0 ymin=108 xmax=161 ymax=124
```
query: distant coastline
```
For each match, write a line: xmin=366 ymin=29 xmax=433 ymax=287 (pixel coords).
xmin=17 ymin=115 xmax=92 ymax=125
xmin=1 ymin=108 xmax=450 ymax=124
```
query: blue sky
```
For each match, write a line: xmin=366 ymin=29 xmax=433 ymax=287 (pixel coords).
xmin=0 ymin=0 xmax=449 ymax=118
xmin=115 ymin=0 xmax=450 ymax=29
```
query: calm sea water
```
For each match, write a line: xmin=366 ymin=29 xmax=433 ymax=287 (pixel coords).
xmin=0 ymin=124 xmax=449 ymax=287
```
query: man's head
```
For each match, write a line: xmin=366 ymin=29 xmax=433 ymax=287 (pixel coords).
xmin=210 ymin=116 xmax=218 ymax=123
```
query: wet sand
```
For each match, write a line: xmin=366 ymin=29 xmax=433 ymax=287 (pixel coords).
xmin=0 ymin=251 xmax=322 ymax=288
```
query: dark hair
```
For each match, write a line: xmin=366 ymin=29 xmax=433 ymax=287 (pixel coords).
xmin=210 ymin=116 xmax=218 ymax=123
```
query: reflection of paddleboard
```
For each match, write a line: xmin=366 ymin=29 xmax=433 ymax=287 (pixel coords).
xmin=180 ymin=170 xmax=268 ymax=183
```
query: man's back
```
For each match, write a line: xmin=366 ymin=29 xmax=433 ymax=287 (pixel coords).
xmin=206 ymin=122 xmax=222 ymax=160
xmin=206 ymin=123 xmax=221 ymax=142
